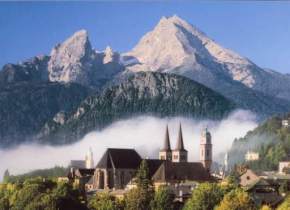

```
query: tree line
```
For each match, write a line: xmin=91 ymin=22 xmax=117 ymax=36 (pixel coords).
xmin=1 ymin=160 xmax=290 ymax=210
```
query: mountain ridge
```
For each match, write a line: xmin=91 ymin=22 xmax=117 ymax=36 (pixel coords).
xmin=1 ymin=16 xmax=289 ymax=117
xmin=0 ymin=15 xmax=290 ymax=147
xmin=37 ymin=71 xmax=235 ymax=145
xmin=124 ymin=16 xmax=290 ymax=101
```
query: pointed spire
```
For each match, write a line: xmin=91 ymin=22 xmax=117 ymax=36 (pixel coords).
xmin=176 ymin=123 xmax=185 ymax=150
xmin=162 ymin=125 xmax=171 ymax=151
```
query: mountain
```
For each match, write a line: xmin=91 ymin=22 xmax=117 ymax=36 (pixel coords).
xmin=48 ymin=30 xmax=124 ymax=88
xmin=0 ymin=55 xmax=49 ymax=85
xmin=1 ymin=15 xmax=290 ymax=147
xmin=123 ymin=15 xmax=290 ymax=116
xmin=1 ymin=17 xmax=290 ymax=117
xmin=0 ymin=30 xmax=124 ymax=89
xmin=37 ymin=72 xmax=235 ymax=145
xmin=0 ymin=82 xmax=91 ymax=147
xmin=48 ymin=30 xmax=95 ymax=86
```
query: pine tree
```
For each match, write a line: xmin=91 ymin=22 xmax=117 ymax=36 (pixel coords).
xmin=136 ymin=159 xmax=151 ymax=190
xmin=125 ymin=159 xmax=153 ymax=210
xmin=151 ymin=186 xmax=174 ymax=210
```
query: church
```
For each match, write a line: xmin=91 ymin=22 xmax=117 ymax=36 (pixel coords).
xmin=82 ymin=124 xmax=214 ymax=192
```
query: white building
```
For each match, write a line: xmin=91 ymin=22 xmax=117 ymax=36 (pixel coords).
xmin=279 ymin=161 xmax=290 ymax=174
xmin=282 ymin=120 xmax=289 ymax=128
xmin=245 ymin=151 xmax=259 ymax=161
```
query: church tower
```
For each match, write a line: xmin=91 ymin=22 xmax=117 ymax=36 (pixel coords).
xmin=200 ymin=128 xmax=212 ymax=172
xmin=159 ymin=125 xmax=172 ymax=160
xmin=85 ymin=147 xmax=94 ymax=169
xmin=172 ymin=124 xmax=188 ymax=162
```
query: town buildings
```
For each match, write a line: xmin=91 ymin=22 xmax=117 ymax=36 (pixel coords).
xmin=239 ymin=169 xmax=286 ymax=207
xmin=68 ymin=124 xmax=214 ymax=198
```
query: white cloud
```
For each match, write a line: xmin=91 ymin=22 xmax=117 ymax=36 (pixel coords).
xmin=0 ymin=109 xmax=257 ymax=181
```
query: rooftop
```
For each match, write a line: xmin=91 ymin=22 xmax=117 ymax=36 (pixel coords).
xmin=96 ymin=148 xmax=142 ymax=169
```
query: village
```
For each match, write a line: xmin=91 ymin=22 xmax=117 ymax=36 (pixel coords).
xmin=61 ymin=123 xmax=290 ymax=208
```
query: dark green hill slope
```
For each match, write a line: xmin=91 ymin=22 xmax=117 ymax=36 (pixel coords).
xmin=38 ymin=72 xmax=236 ymax=144
xmin=0 ymin=82 xmax=91 ymax=147
xmin=229 ymin=114 xmax=290 ymax=170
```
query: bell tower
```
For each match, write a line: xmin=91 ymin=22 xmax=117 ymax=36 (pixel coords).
xmin=159 ymin=125 xmax=172 ymax=160
xmin=172 ymin=124 xmax=188 ymax=162
xmin=200 ymin=128 xmax=212 ymax=172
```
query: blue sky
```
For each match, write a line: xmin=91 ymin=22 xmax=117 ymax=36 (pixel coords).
xmin=0 ymin=1 xmax=290 ymax=73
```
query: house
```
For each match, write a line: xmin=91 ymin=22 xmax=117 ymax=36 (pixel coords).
xmin=282 ymin=119 xmax=289 ymax=128
xmin=244 ymin=178 xmax=283 ymax=207
xmin=259 ymin=171 xmax=290 ymax=194
xmin=240 ymin=169 xmax=260 ymax=187
xmin=279 ymin=161 xmax=290 ymax=174
xmin=245 ymin=151 xmax=259 ymax=161
xmin=239 ymin=169 xmax=286 ymax=207
xmin=68 ymin=168 xmax=95 ymax=191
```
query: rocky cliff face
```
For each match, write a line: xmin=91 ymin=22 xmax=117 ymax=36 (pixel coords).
xmin=0 ymin=30 xmax=123 ymax=89
xmin=0 ymin=55 xmax=49 ymax=85
xmin=48 ymin=30 xmax=124 ymax=88
xmin=48 ymin=30 xmax=95 ymax=86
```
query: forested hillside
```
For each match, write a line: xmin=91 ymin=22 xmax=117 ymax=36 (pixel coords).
xmin=229 ymin=115 xmax=290 ymax=170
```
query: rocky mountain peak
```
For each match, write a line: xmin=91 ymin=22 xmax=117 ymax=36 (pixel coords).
xmin=156 ymin=15 xmax=247 ymax=64
xmin=51 ymin=29 xmax=92 ymax=57
xmin=48 ymin=29 xmax=95 ymax=85
xmin=104 ymin=46 xmax=113 ymax=54
xmin=103 ymin=46 xmax=115 ymax=64
xmin=125 ymin=16 xmax=203 ymax=72
xmin=157 ymin=15 xmax=198 ymax=33
xmin=125 ymin=16 xmax=261 ymax=91
xmin=126 ymin=15 xmax=250 ymax=71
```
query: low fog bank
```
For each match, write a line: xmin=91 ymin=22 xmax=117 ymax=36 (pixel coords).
xmin=0 ymin=109 xmax=257 ymax=181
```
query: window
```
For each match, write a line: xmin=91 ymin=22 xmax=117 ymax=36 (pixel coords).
xmin=173 ymin=155 xmax=178 ymax=160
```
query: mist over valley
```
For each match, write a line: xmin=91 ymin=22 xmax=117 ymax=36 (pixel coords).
xmin=0 ymin=110 xmax=257 ymax=180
